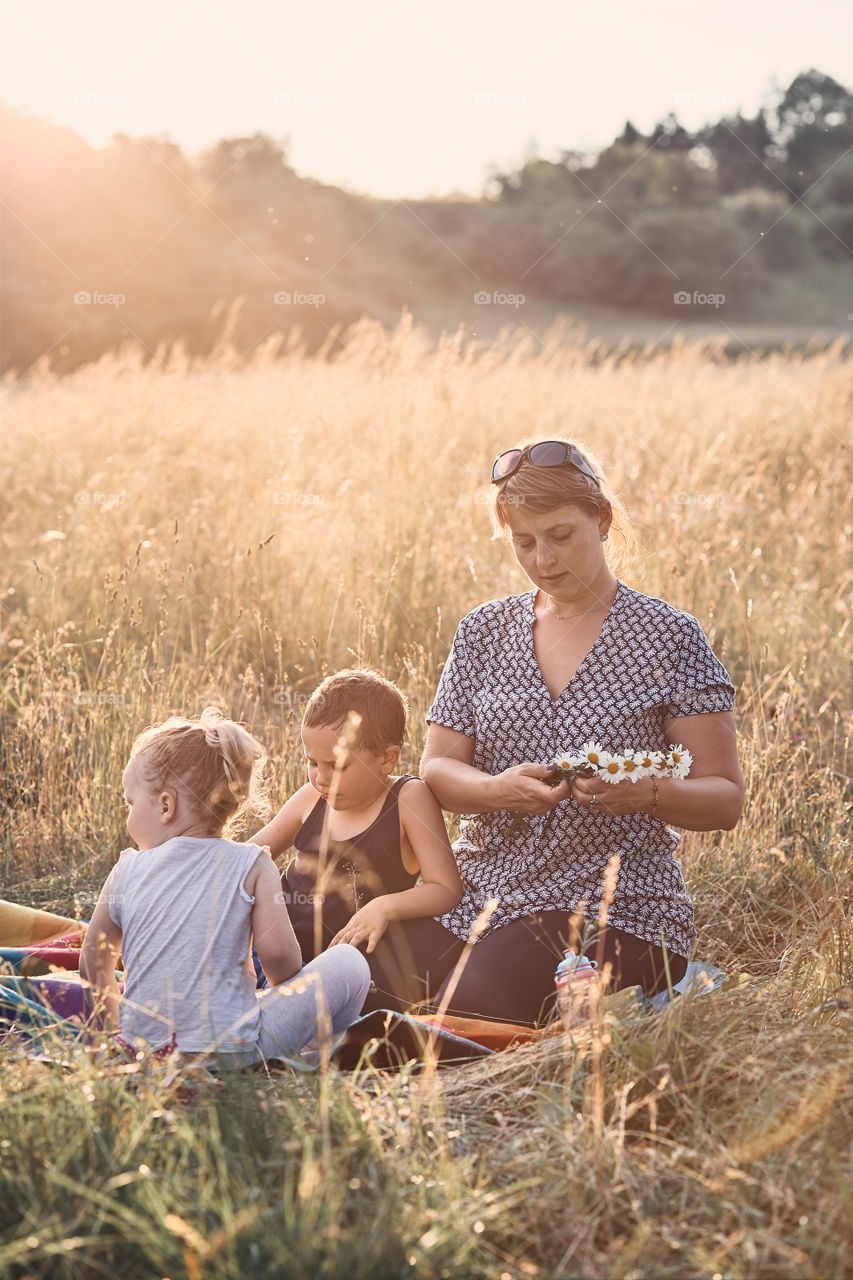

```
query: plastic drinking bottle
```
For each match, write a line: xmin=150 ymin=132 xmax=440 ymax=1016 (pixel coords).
xmin=555 ymin=950 xmax=599 ymax=1029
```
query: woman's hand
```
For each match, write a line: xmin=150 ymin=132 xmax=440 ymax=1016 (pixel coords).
xmin=490 ymin=763 xmax=572 ymax=815
xmin=571 ymin=709 xmax=746 ymax=830
xmin=571 ymin=775 xmax=654 ymax=817
xmin=330 ymin=899 xmax=392 ymax=954
xmin=422 ymin=726 xmax=573 ymax=816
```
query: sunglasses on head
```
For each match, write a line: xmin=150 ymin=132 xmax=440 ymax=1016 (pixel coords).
xmin=490 ymin=440 xmax=600 ymax=486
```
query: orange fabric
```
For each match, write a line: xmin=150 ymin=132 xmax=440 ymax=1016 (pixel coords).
xmin=418 ymin=1014 xmax=543 ymax=1050
xmin=420 ymin=986 xmax=644 ymax=1048
xmin=0 ymin=900 xmax=87 ymax=947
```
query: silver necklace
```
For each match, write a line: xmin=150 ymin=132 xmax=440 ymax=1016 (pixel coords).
xmin=545 ymin=589 xmax=617 ymax=621
xmin=546 ymin=603 xmax=606 ymax=621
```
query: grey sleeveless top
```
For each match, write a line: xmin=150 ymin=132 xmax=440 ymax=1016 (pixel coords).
xmin=109 ymin=837 xmax=264 ymax=1052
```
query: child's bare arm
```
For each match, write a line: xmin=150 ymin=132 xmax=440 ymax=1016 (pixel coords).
xmin=249 ymin=783 xmax=314 ymax=859
xmin=330 ymin=781 xmax=462 ymax=953
xmin=247 ymin=850 xmax=302 ymax=985
xmin=398 ymin=778 xmax=463 ymax=906
xmin=79 ymin=872 xmax=122 ymax=1030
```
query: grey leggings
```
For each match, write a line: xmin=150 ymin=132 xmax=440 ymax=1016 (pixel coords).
xmin=251 ymin=944 xmax=371 ymax=1061
xmin=24 ymin=945 xmax=371 ymax=1064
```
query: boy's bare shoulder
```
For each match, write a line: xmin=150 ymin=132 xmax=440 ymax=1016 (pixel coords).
xmin=397 ymin=776 xmax=443 ymax=814
xmin=275 ymin=780 xmax=319 ymax=819
xmin=253 ymin=781 xmax=319 ymax=853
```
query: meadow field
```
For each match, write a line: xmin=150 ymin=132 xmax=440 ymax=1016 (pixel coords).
xmin=1 ymin=318 xmax=851 ymax=1278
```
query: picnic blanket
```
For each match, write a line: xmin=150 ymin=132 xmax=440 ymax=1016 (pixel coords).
xmin=0 ymin=941 xmax=84 ymax=975
xmin=330 ymin=1009 xmax=496 ymax=1069
xmin=0 ymin=963 xmax=728 ymax=1074
xmin=330 ymin=962 xmax=727 ymax=1068
xmin=0 ymin=975 xmax=78 ymax=1065
xmin=0 ymin=898 xmax=87 ymax=976
xmin=0 ymin=899 xmax=87 ymax=946
xmin=1 ymin=895 xmax=729 ymax=1068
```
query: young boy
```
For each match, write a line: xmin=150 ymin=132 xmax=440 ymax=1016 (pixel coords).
xmin=251 ymin=669 xmax=462 ymax=1011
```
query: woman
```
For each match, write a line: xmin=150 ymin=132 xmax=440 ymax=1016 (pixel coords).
xmin=407 ymin=438 xmax=744 ymax=1027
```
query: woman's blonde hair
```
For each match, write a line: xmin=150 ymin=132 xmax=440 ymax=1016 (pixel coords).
xmin=488 ymin=437 xmax=634 ymax=566
xmin=129 ymin=707 xmax=266 ymax=831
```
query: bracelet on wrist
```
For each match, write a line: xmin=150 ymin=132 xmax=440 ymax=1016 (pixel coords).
xmin=646 ymin=775 xmax=659 ymax=816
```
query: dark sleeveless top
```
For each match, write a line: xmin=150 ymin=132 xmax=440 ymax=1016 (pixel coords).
xmin=282 ymin=775 xmax=418 ymax=959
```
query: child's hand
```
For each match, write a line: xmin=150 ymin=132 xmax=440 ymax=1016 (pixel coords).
xmin=330 ymin=899 xmax=393 ymax=954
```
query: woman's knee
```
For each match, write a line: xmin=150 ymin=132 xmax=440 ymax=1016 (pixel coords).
xmin=587 ymin=928 xmax=688 ymax=995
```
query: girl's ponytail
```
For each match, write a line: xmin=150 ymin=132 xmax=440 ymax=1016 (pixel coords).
xmin=131 ymin=708 xmax=267 ymax=832
xmin=199 ymin=706 xmax=265 ymax=814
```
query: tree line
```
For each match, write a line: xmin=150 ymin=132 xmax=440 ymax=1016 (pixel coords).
xmin=3 ymin=69 xmax=851 ymax=373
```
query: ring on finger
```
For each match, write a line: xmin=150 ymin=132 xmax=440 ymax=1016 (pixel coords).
xmin=589 ymin=794 xmax=599 ymax=806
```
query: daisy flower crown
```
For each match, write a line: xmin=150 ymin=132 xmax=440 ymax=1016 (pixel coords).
xmin=504 ymin=742 xmax=692 ymax=842
xmin=549 ymin=742 xmax=693 ymax=785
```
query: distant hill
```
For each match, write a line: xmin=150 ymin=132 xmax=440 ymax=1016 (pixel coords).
xmin=2 ymin=68 xmax=852 ymax=374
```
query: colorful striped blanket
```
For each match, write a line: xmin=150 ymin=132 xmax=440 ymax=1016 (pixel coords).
xmin=0 ymin=896 xmax=729 ymax=1067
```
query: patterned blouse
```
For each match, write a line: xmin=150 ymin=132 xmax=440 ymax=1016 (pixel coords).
xmin=426 ymin=581 xmax=735 ymax=957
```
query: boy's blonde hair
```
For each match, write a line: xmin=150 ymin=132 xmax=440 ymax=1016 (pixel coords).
xmin=303 ymin=669 xmax=407 ymax=755
xmin=130 ymin=706 xmax=265 ymax=829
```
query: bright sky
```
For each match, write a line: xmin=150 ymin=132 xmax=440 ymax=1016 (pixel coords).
xmin=4 ymin=0 xmax=852 ymax=198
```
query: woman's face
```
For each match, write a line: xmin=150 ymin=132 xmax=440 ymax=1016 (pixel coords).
xmin=503 ymin=501 xmax=610 ymax=597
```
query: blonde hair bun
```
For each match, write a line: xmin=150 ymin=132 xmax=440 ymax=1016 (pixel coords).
xmin=131 ymin=708 xmax=266 ymax=832
xmin=199 ymin=706 xmax=265 ymax=799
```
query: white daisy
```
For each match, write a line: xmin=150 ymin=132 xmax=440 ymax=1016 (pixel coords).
xmin=599 ymin=753 xmax=626 ymax=784
xmin=634 ymin=750 xmax=661 ymax=779
xmin=579 ymin=742 xmax=608 ymax=771
xmin=667 ymin=745 xmax=693 ymax=778
xmin=557 ymin=748 xmax=588 ymax=771
xmin=619 ymin=751 xmax=646 ymax=783
xmin=652 ymin=750 xmax=670 ymax=775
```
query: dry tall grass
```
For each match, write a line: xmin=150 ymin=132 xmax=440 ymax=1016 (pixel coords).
xmin=1 ymin=320 xmax=851 ymax=1278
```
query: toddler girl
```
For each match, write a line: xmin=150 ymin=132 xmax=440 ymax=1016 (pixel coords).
xmin=79 ymin=707 xmax=370 ymax=1063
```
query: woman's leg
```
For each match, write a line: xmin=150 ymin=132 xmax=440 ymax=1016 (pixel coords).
xmin=434 ymin=912 xmax=565 ymax=1025
xmin=584 ymin=925 xmax=688 ymax=997
xmin=361 ymin=918 xmax=465 ymax=1014
xmin=434 ymin=912 xmax=688 ymax=1026
xmin=254 ymin=944 xmax=370 ymax=1060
